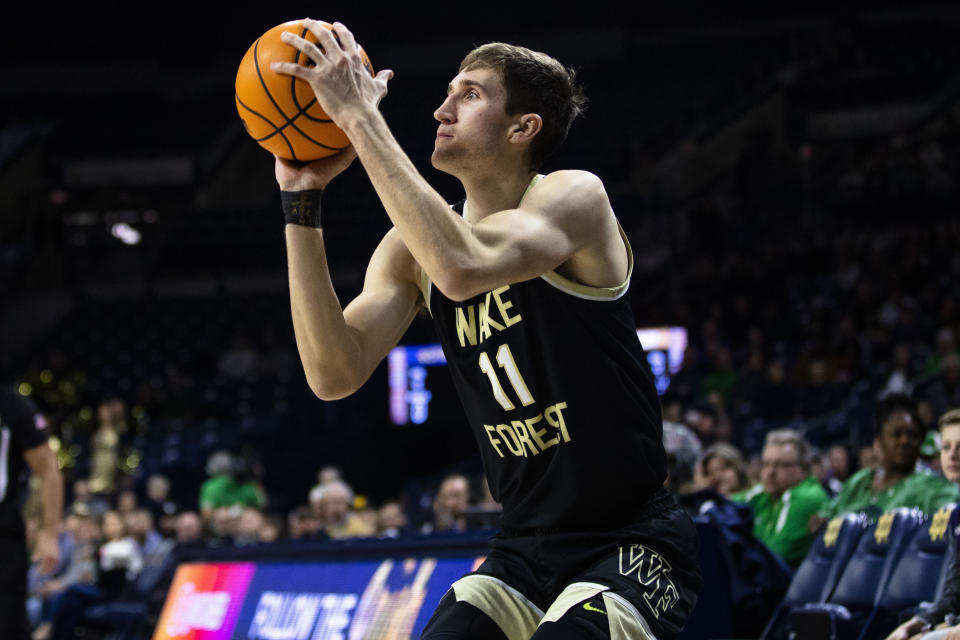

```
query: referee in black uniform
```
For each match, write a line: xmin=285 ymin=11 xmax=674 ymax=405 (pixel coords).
xmin=1 ymin=386 xmax=63 ymax=640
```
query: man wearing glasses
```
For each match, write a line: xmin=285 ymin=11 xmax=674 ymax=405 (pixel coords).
xmin=732 ymin=429 xmax=829 ymax=566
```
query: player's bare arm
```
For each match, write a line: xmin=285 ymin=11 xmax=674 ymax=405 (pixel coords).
xmin=272 ymin=22 xmax=626 ymax=301
xmin=276 ymin=144 xmax=422 ymax=402
xmin=24 ymin=442 xmax=62 ymax=575
xmin=286 ymin=221 xmax=423 ymax=400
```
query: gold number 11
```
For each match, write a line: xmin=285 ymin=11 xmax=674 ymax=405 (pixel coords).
xmin=478 ymin=344 xmax=535 ymax=411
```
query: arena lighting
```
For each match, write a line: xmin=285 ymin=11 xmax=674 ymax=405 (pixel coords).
xmin=110 ymin=222 xmax=142 ymax=245
xmin=388 ymin=327 xmax=688 ymax=426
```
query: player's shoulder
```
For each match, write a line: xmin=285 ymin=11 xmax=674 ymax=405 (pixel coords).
xmin=526 ymin=170 xmax=612 ymax=222
xmin=533 ymin=170 xmax=608 ymax=199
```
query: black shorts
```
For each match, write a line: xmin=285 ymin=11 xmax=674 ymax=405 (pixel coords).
xmin=422 ymin=489 xmax=702 ymax=640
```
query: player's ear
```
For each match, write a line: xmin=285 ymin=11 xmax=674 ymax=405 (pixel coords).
xmin=508 ymin=114 xmax=542 ymax=144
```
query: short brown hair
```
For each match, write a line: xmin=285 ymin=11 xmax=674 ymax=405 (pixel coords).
xmin=460 ymin=43 xmax=586 ymax=170
xmin=940 ymin=408 xmax=960 ymax=431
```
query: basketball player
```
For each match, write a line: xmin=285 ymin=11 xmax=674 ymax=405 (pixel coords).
xmin=0 ymin=386 xmax=63 ymax=640
xmin=271 ymin=21 xmax=702 ymax=639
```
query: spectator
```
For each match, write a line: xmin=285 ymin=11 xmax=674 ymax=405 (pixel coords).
xmin=124 ymin=509 xmax=163 ymax=557
xmin=115 ymin=489 xmax=137 ymax=518
xmin=174 ymin=511 xmax=203 ymax=545
xmin=286 ymin=505 xmax=314 ymax=540
xmin=198 ymin=451 xmax=266 ymax=522
xmin=879 ymin=342 xmax=920 ymax=397
xmin=311 ymin=481 xmax=373 ymax=539
xmin=885 ymin=408 xmax=960 ymax=640
xmin=234 ymin=508 xmax=265 ymax=546
xmin=421 ymin=474 xmax=470 ymax=534
xmin=685 ymin=402 xmax=721 ymax=447
xmin=28 ymin=507 xmax=98 ymax=635
xmin=143 ymin=474 xmax=178 ymax=537
xmin=858 ymin=442 xmax=880 ymax=471
xmin=208 ymin=506 xmax=242 ymax=543
xmin=377 ymin=501 xmax=410 ymax=538
xmin=695 ymin=443 xmax=751 ymax=497
xmin=67 ymin=479 xmax=108 ymax=520
xmin=39 ymin=510 xmax=143 ymax=640
xmin=731 ymin=430 xmax=830 ymax=566
xmin=824 ymin=443 xmax=852 ymax=495
xmin=816 ymin=394 xmax=958 ymax=524
xmin=258 ymin=514 xmax=283 ymax=543
xmin=317 ymin=465 xmax=343 ymax=487
xmin=88 ymin=400 xmax=121 ymax=495
xmin=663 ymin=419 xmax=703 ymax=493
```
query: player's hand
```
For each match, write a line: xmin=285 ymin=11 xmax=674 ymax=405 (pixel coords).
xmin=271 ymin=20 xmax=393 ymax=127
xmin=275 ymin=146 xmax=358 ymax=191
xmin=946 ymin=623 xmax=960 ymax=640
xmin=33 ymin=529 xmax=59 ymax=575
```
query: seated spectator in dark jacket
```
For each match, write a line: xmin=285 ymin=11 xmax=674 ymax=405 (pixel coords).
xmin=885 ymin=408 xmax=960 ymax=640
xmin=816 ymin=394 xmax=958 ymax=526
xmin=732 ymin=429 xmax=830 ymax=567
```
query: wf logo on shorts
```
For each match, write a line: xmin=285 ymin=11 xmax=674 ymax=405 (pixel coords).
xmin=618 ymin=544 xmax=679 ymax=619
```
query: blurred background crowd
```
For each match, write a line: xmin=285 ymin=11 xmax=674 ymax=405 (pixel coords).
xmin=2 ymin=2 xmax=960 ymax=638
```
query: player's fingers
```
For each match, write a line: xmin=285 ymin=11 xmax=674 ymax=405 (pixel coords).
xmin=331 ymin=22 xmax=359 ymax=58
xmin=270 ymin=61 xmax=313 ymax=80
xmin=279 ymin=31 xmax=325 ymax=67
xmin=307 ymin=20 xmax=343 ymax=59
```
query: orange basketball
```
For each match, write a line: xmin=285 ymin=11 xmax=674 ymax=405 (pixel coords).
xmin=235 ymin=19 xmax=374 ymax=161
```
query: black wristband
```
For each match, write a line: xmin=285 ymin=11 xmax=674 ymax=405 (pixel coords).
xmin=281 ymin=190 xmax=323 ymax=228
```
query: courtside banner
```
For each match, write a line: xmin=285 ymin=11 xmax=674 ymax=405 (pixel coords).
xmin=153 ymin=555 xmax=483 ymax=640
xmin=153 ymin=562 xmax=257 ymax=640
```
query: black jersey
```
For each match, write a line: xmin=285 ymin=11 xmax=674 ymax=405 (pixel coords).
xmin=0 ymin=387 xmax=48 ymax=537
xmin=420 ymin=192 xmax=667 ymax=531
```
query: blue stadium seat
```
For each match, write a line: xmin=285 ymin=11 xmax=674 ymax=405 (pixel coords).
xmin=861 ymin=504 xmax=957 ymax=638
xmin=760 ymin=512 xmax=869 ymax=640
xmin=788 ymin=507 xmax=925 ymax=640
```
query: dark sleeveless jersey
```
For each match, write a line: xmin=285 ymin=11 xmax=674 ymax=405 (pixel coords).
xmin=419 ymin=197 xmax=667 ymax=531
xmin=0 ymin=387 xmax=48 ymax=536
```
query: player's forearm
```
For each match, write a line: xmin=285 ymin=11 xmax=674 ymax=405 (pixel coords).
xmin=39 ymin=464 xmax=63 ymax=535
xmin=343 ymin=110 xmax=478 ymax=293
xmin=285 ymin=226 xmax=364 ymax=399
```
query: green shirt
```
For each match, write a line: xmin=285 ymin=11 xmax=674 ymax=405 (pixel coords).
xmin=199 ymin=474 xmax=266 ymax=510
xmin=819 ymin=467 xmax=959 ymax=520
xmin=732 ymin=476 xmax=830 ymax=567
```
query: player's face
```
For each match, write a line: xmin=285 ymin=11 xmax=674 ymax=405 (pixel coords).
xmin=432 ymin=67 xmax=516 ymax=174
xmin=942 ymin=424 xmax=960 ymax=483
xmin=760 ymin=443 xmax=806 ymax=498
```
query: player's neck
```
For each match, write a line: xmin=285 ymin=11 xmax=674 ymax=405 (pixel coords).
xmin=461 ymin=168 xmax=539 ymax=222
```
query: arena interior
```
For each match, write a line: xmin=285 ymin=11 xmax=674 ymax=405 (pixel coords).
xmin=1 ymin=2 xmax=959 ymax=639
